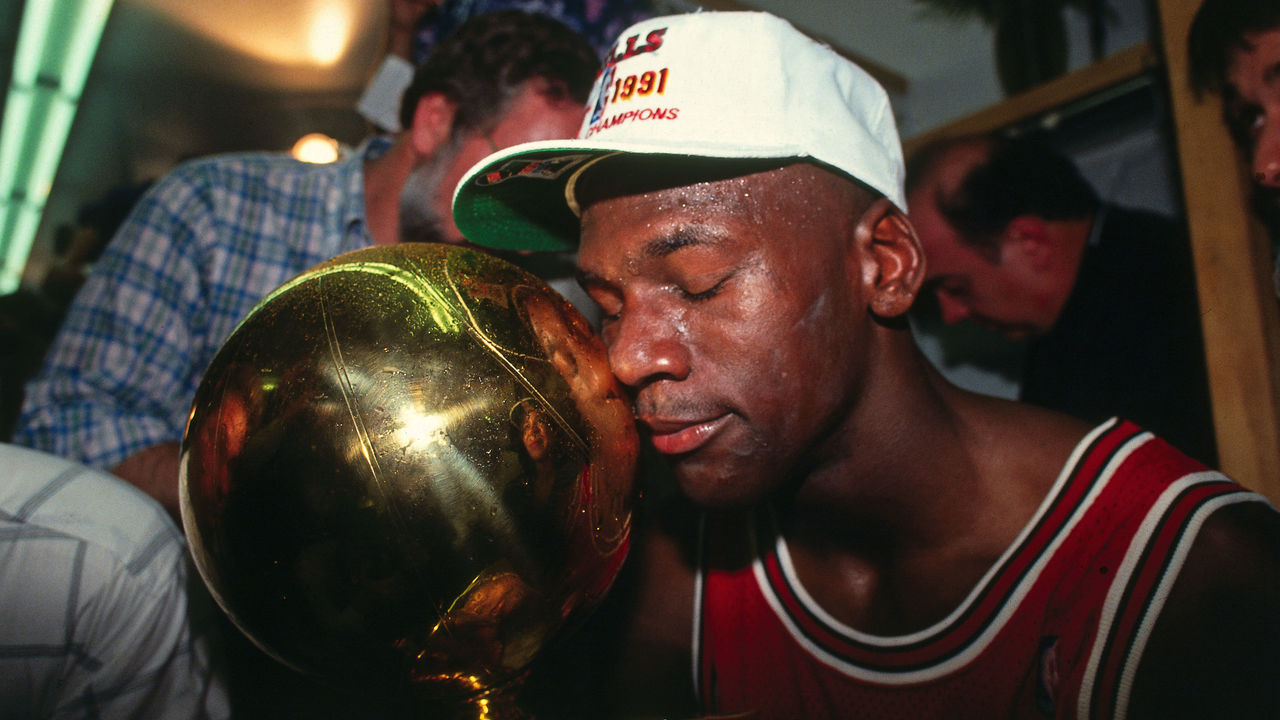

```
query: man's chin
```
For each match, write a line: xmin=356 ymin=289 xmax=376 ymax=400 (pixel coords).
xmin=672 ymin=460 xmax=770 ymax=510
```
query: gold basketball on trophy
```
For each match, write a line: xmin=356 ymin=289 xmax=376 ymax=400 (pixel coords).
xmin=179 ymin=243 xmax=638 ymax=717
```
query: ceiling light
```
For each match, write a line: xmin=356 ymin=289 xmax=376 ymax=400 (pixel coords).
xmin=291 ymin=133 xmax=341 ymax=164
xmin=307 ymin=2 xmax=350 ymax=65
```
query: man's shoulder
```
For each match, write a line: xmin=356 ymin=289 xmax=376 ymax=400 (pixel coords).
xmin=1125 ymin=487 xmax=1280 ymax=716
xmin=138 ymin=151 xmax=358 ymax=239
xmin=987 ymin=414 xmax=1210 ymax=508
xmin=1073 ymin=422 xmax=1273 ymax=575
xmin=1187 ymin=496 xmax=1280 ymax=564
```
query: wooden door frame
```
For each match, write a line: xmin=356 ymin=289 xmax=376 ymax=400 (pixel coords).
xmin=901 ymin=3 xmax=1280 ymax=501
xmin=1156 ymin=0 xmax=1280 ymax=501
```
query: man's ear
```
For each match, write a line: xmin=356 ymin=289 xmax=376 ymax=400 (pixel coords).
xmin=856 ymin=198 xmax=925 ymax=318
xmin=407 ymin=92 xmax=457 ymax=157
xmin=1004 ymin=215 xmax=1052 ymax=271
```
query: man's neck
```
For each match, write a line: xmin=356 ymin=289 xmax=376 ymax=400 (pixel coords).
xmin=781 ymin=348 xmax=979 ymax=539
xmin=775 ymin=354 xmax=1079 ymax=635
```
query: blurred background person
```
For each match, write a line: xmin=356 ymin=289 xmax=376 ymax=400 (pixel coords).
xmin=1188 ymin=0 xmax=1280 ymax=297
xmin=14 ymin=11 xmax=599 ymax=521
xmin=359 ymin=0 xmax=655 ymax=133
xmin=906 ymin=132 xmax=1217 ymax=466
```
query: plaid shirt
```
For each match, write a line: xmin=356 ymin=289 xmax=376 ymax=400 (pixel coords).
xmin=14 ymin=141 xmax=384 ymax=468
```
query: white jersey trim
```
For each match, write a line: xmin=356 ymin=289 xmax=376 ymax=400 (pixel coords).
xmin=754 ymin=421 xmax=1143 ymax=684
xmin=1077 ymin=475 xmax=1265 ymax=720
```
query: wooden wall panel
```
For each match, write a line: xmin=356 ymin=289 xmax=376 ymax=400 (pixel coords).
xmin=1155 ymin=0 xmax=1280 ymax=501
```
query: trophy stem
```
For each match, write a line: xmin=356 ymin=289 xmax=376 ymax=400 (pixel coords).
xmin=410 ymin=672 xmax=533 ymax=720
xmin=458 ymin=684 xmax=530 ymax=720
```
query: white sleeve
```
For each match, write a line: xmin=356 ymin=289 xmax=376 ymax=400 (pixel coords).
xmin=0 ymin=446 xmax=231 ymax=720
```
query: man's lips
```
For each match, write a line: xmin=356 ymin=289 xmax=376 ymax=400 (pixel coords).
xmin=641 ymin=414 xmax=731 ymax=455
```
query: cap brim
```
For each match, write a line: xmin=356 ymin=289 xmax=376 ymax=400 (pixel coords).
xmin=453 ymin=137 xmax=820 ymax=252
xmin=452 ymin=142 xmax=601 ymax=252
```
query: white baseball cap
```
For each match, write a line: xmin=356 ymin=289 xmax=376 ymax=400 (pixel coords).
xmin=451 ymin=10 xmax=906 ymax=252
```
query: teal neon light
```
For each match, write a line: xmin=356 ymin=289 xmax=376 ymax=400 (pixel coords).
xmin=0 ymin=0 xmax=116 ymax=292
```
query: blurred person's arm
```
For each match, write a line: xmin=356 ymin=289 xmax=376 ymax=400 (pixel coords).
xmin=387 ymin=0 xmax=438 ymax=60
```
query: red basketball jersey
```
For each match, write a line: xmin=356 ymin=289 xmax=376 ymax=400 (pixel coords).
xmin=694 ymin=419 xmax=1269 ymax=719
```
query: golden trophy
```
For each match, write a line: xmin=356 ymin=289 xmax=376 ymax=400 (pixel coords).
xmin=179 ymin=243 xmax=638 ymax=717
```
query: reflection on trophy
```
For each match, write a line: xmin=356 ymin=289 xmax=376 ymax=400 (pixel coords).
xmin=179 ymin=243 xmax=638 ymax=718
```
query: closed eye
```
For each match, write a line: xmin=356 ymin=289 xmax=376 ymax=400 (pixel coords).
xmin=680 ymin=276 xmax=730 ymax=302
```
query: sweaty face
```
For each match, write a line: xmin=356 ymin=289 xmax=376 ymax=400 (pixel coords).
xmin=577 ymin=164 xmax=865 ymax=507
xmin=908 ymin=147 xmax=1060 ymax=340
xmin=400 ymin=84 xmax=585 ymax=245
xmin=1225 ymin=28 xmax=1280 ymax=193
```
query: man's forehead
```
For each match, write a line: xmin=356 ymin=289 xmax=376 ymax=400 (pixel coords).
xmin=577 ymin=179 xmax=777 ymax=276
xmin=1226 ymin=28 xmax=1280 ymax=77
xmin=577 ymin=164 xmax=864 ymax=276
xmin=578 ymin=186 xmax=740 ymax=258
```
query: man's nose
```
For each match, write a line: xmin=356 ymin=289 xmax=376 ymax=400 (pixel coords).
xmin=605 ymin=306 xmax=692 ymax=390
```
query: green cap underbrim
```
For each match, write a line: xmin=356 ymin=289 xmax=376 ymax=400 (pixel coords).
xmin=452 ymin=137 xmax=832 ymax=253
xmin=453 ymin=147 xmax=609 ymax=253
